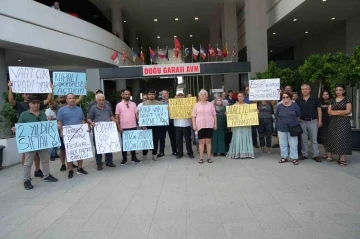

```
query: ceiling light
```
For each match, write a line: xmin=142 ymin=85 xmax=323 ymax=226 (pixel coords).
xmin=190 ymin=35 xmax=193 ymax=37
xmin=174 ymin=35 xmax=177 ymax=37
xmin=157 ymin=36 xmax=160 ymax=38
xmin=305 ymin=31 xmax=309 ymax=34
xmin=123 ymin=20 xmax=126 ymax=23
xmin=195 ymin=17 xmax=198 ymax=20
xmin=332 ymin=17 xmax=335 ymax=20
xmin=136 ymin=37 xmax=138 ymax=39
xmin=293 ymin=18 xmax=297 ymax=21
xmin=154 ymin=19 xmax=157 ymax=22
xmin=18 ymin=59 xmax=21 ymax=62
xmin=270 ymin=50 xmax=273 ymax=53
xmin=175 ymin=18 xmax=179 ymax=21
xmin=323 ymin=0 xmax=326 ymax=1
xmin=273 ymin=32 xmax=276 ymax=35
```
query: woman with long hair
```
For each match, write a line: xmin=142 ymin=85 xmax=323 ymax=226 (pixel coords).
xmin=328 ymin=85 xmax=352 ymax=166
xmin=318 ymin=90 xmax=333 ymax=161
xmin=192 ymin=89 xmax=217 ymax=163
xmin=227 ymin=92 xmax=254 ymax=159
xmin=211 ymin=97 xmax=227 ymax=156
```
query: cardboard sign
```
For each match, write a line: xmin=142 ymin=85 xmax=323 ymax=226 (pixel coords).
xmin=15 ymin=121 xmax=61 ymax=153
xmin=122 ymin=130 xmax=154 ymax=151
xmin=63 ymin=124 xmax=93 ymax=162
xmin=53 ymin=72 xmax=87 ymax=95
xmin=9 ymin=66 xmax=51 ymax=93
xmin=169 ymin=97 xmax=197 ymax=119
xmin=138 ymin=105 xmax=169 ymax=126
xmin=143 ymin=63 xmax=200 ymax=76
xmin=94 ymin=122 xmax=121 ymax=153
xmin=226 ymin=103 xmax=259 ymax=127
xmin=249 ymin=78 xmax=281 ymax=101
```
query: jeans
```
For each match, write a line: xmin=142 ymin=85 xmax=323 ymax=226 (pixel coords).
xmin=175 ymin=126 xmax=193 ymax=155
xmin=48 ymin=147 xmax=58 ymax=157
xmin=24 ymin=150 xmax=50 ymax=180
xmin=121 ymin=128 xmax=137 ymax=159
xmin=278 ymin=131 xmax=298 ymax=159
xmin=300 ymin=119 xmax=319 ymax=157
xmin=252 ymin=126 xmax=258 ymax=145
xmin=93 ymin=134 xmax=113 ymax=165
xmin=258 ymin=118 xmax=273 ymax=147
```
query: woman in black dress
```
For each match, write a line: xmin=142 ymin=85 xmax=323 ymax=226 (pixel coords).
xmin=318 ymin=90 xmax=333 ymax=161
xmin=328 ymin=85 xmax=352 ymax=166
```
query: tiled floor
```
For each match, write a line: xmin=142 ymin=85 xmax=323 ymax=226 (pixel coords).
xmin=0 ymin=142 xmax=360 ymax=239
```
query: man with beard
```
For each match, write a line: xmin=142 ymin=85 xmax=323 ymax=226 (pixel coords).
xmin=8 ymin=81 xmax=53 ymax=178
xmin=57 ymin=94 xmax=88 ymax=178
xmin=17 ymin=95 xmax=58 ymax=190
xmin=53 ymin=94 xmax=84 ymax=171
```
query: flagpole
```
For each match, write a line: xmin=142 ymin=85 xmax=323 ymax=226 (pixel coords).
xmin=231 ymin=43 xmax=233 ymax=62
xmin=223 ymin=43 xmax=227 ymax=62
xmin=208 ymin=44 xmax=210 ymax=62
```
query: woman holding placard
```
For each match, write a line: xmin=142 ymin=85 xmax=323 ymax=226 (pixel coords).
xmin=227 ymin=92 xmax=254 ymax=159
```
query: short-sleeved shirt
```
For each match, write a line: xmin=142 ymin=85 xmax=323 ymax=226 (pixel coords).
xmin=115 ymin=101 xmax=137 ymax=129
xmin=45 ymin=108 xmax=57 ymax=120
xmin=192 ymin=102 xmax=216 ymax=131
xmin=18 ymin=110 xmax=47 ymax=123
xmin=258 ymin=102 xmax=273 ymax=119
xmin=88 ymin=104 xmax=113 ymax=122
xmin=88 ymin=100 xmax=112 ymax=111
xmin=226 ymin=97 xmax=236 ymax=105
xmin=57 ymin=105 xmax=84 ymax=126
xmin=296 ymin=96 xmax=320 ymax=119
xmin=276 ymin=103 xmax=301 ymax=132
xmin=15 ymin=101 xmax=45 ymax=117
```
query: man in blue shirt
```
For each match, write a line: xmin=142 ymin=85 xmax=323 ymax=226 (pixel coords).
xmin=225 ymin=90 xmax=236 ymax=105
xmin=57 ymin=94 xmax=88 ymax=178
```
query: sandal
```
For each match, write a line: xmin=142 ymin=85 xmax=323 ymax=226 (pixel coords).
xmin=207 ymin=158 xmax=213 ymax=163
xmin=338 ymin=161 xmax=347 ymax=167
xmin=198 ymin=159 xmax=204 ymax=164
xmin=326 ymin=157 xmax=333 ymax=162
xmin=293 ymin=160 xmax=299 ymax=165
xmin=278 ymin=158 xmax=288 ymax=163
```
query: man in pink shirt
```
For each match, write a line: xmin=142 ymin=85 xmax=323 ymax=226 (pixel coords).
xmin=115 ymin=89 xmax=141 ymax=165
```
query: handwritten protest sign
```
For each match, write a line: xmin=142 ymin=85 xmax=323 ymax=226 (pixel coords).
xmin=226 ymin=103 xmax=259 ymax=127
xmin=15 ymin=121 xmax=61 ymax=153
xmin=53 ymin=72 xmax=87 ymax=95
xmin=63 ymin=124 xmax=93 ymax=162
xmin=169 ymin=97 xmax=196 ymax=119
xmin=9 ymin=66 xmax=51 ymax=93
xmin=122 ymin=130 xmax=154 ymax=151
xmin=138 ymin=105 xmax=169 ymax=126
xmin=249 ymin=78 xmax=281 ymax=101
xmin=94 ymin=122 xmax=121 ymax=153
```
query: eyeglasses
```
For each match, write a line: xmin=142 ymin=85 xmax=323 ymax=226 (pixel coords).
xmin=282 ymin=96 xmax=290 ymax=99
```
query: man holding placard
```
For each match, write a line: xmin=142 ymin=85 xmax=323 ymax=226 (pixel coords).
xmin=57 ymin=93 xmax=88 ymax=178
xmin=16 ymin=95 xmax=58 ymax=190
xmin=88 ymin=94 xmax=117 ymax=170
xmin=115 ymin=89 xmax=141 ymax=165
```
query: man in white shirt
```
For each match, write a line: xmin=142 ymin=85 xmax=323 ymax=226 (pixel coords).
xmin=45 ymin=103 xmax=58 ymax=161
xmin=174 ymin=93 xmax=194 ymax=159
xmin=137 ymin=93 xmax=148 ymax=109
xmin=51 ymin=1 xmax=61 ymax=10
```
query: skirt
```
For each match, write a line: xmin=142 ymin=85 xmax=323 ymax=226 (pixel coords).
xmin=226 ymin=126 xmax=254 ymax=159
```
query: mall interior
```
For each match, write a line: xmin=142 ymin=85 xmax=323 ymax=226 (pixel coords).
xmin=1 ymin=0 xmax=360 ymax=108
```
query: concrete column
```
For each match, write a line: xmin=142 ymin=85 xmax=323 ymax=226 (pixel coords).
xmin=210 ymin=26 xmax=223 ymax=90
xmin=346 ymin=15 xmax=360 ymax=54
xmin=245 ymin=0 xmax=268 ymax=76
xmin=131 ymin=79 xmax=140 ymax=102
xmin=111 ymin=4 xmax=124 ymax=40
xmin=0 ymin=48 xmax=7 ymax=112
xmin=222 ymin=1 xmax=239 ymax=91
xmin=115 ymin=79 xmax=126 ymax=91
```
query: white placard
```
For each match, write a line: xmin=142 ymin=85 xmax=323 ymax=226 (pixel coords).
xmin=143 ymin=63 xmax=200 ymax=76
xmin=94 ymin=121 xmax=121 ymax=154
xmin=249 ymin=78 xmax=281 ymax=101
xmin=8 ymin=66 xmax=51 ymax=93
xmin=63 ymin=124 xmax=93 ymax=162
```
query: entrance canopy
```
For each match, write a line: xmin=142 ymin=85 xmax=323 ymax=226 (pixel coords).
xmin=98 ymin=61 xmax=251 ymax=79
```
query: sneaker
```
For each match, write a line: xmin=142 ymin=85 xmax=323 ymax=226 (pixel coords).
xmin=157 ymin=153 xmax=165 ymax=158
xmin=68 ymin=170 xmax=74 ymax=179
xmin=72 ymin=163 xmax=79 ymax=168
xmin=220 ymin=153 xmax=226 ymax=156
xmin=120 ymin=159 xmax=127 ymax=166
xmin=213 ymin=153 xmax=218 ymax=157
xmin=131 ymin=158 xmax=141 ymax=163
xmin=24 ymin=180 xmax=33 ymax=190
xmin=106 ymin=163 xmax=116 ymax=167
xmin=77 ymin=168 xmax=88 ymax=175
xmin=97 ymin=165 xmax=103 ymax=171
xmin=152 ymin=155 xmax=158 ymax=161
xmin=142 ymin=155 xmax=147 ymax=161
xmin=176 ymin=154 xmax=183 ymax=159
xmin=172 ymin=152 xmax=178 ymax=156
xmin=313 ymin=156 xmax=321 ymax=162
xmin=50 ymin=156 xmax=55 ymax=161
xmin=34 ymin=169 xmax=44 ymax=178
xmin=253 ymin=144 xmax=260 ymax=148
xmin=60 ymin=164 xmax=66 ymax=172
xmin=188 ymin=154 xmax=194 ymax=159
xmin=44 ymin=174 xmax=58 ymax=182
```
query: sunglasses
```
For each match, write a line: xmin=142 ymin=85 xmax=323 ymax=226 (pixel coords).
xmin=282 ymin=96 xmax=290 ymax=99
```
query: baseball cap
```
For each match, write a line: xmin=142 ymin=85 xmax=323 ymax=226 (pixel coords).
xmin=28 ymin=95 xmax=41 ymax=103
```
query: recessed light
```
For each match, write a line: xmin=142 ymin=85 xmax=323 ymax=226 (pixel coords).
xmin=18 ymin=59 xmax=21 ymax=62
xmin=190 ymin=35 xmax=193 ymax=37
xmin=331 ymin=17 xmax=335 ymax=20
xmin=136 ymin=37 xmax=138 ymax=39
xmin=305 ymin=31 xmax=309 ymax=34
xmin=270 ymin=50 xmax=273 ymax=53
xmin=293 ymin=18 xmax=297 ymax=21
xmin=273 ymin=32 xmax=276 ymax=35
xmin=323 ymin=0 xmax=326 ymax=1
xmin=123 ymin=20 xmax=126 ymax=23
xmin=195 ymin=17 xmax=198 ymax=20
xmin=154 ymin=19 xmax=157 ymax=22
xmin=157 ymin=36 xmax=160 ymax=38
xmin=174 ymin=36 xmax=177 ymax=37
xmin=175 ymin=18 xmax=179 ymax=21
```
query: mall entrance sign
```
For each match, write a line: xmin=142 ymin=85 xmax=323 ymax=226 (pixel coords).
xmin=143 ymin=63 xmax=200 ymax=77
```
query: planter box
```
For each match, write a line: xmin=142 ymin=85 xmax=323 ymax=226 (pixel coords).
xmin=0 ymin=137 xmax=20 ymax=167
xmin=352 ymin=129 xmax=360 ymax=151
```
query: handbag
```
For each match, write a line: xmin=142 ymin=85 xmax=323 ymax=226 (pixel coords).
xmin=289 ymin=125 xmax=303 ymax=137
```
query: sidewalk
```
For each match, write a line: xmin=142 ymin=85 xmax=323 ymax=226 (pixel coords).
xmin=0 ymin=142 xmax=359 ymax=239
